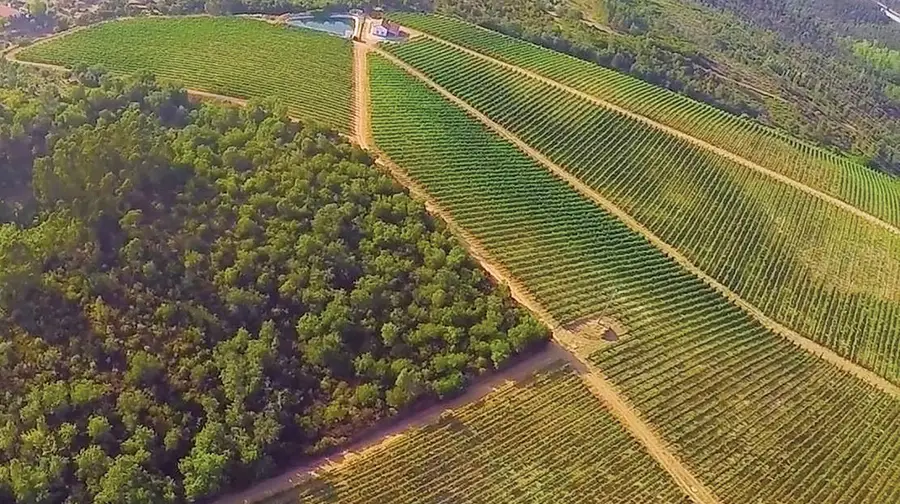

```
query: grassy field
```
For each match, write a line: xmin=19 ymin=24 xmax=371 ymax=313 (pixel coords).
xmin=367 ymin=54 xmax=900 ymax=503
xmin=382 ymin=35 xmax=900 ymax=384
xmin=17 ymin=17 xmax=352 ymax=131
xmin=268 ymin=365 xmax=692 ymax=504
xmin=389 ymin=13 xmax=900 ymax=228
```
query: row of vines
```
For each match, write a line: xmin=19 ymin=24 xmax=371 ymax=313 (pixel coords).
xmin=271 ymin=366 xmax=692 ymax=503
xmin=382 ymin=38 xmax=900 ymax=384
xmin=388 ymin=13 xmax=900 ymax=229
xmin=18 ymin=17 xmax=353 ymax=131
xmin=367 ymin=55 xmax=900 ymax=503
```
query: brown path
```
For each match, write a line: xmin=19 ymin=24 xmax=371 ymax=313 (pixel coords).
xmin=212 ymin=343 xmax=572 ymax=504
xmin=352 ymin=39 xmax=372 ymax=149
xmin=412 ymin=30 xmax=900 ymax=237
xmin=374 ymin=48 xmax=900 ymax=400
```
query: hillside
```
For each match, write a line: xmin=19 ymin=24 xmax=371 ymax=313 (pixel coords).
xmin=422 ymin=0 xmax=900 ymax=175
xmin=0 ymin=68 xmax=547 ymax=503
xmin=381 ymin=20 xmax=900 ymax=385
xmin=369 ymin=49 xmax=900 ymax=504
xmin=16 ymin=17 xmax=353 ymax=131
xmin=2 ymin=9 xmax=900 ymax=504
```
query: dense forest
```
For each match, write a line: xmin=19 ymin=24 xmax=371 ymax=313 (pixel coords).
xmin=0 ymin=63 xmax=548 ymax=503
xmin=419 ymin=0 xmax=900 ymax=175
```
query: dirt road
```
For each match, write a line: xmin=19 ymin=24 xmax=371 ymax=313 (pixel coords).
xmin=212 ymin=343 xmax=571 ymax=504
xmin=374 ymin=48 xmax=900 ymax=401
xmin=415 ymin=32 xmax=900 ymax=237
xmin=352 ymin=41 xmax=372 ymax=149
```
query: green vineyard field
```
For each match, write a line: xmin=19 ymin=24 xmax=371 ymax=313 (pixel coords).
xmin=267 ymin=365 xmax=692 ymax=504
xmin=368 ymin=54 xmax=900 ymax=503
xmin=382 ymin=38 xmax=900 ymax=384
xmin=18 ymin=17 xmax=352 ymax=131
xmin=389 ymin=13 xmax=900 ymax=229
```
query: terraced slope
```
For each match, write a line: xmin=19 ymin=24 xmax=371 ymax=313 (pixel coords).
xmin=268 ymin=365 xmax=693 ymax=504
xmin=382 ymin=38 xmax=900 ymax=384
xmin=17 ymin=17 xmax=352 ymax=131
xmin=368 ymin=55 xmax=900 ymax=504
xmin=389 ymin=13 xmax=900 ymax=229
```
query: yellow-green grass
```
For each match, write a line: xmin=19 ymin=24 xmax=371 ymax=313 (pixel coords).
xmin=18 ymin=17 xmax=352 ymax=131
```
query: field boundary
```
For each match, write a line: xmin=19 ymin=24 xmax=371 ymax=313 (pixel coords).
xmin=368 ymin=118 xmax=722 ymax=504
xmin=406 ymin=29 xmax=900 ymax=237
xmin=364 ymin=50 xmax=721 ymax=504
xmin=373 ymin=48 xmax=900 ymax=400
xmin=212 ymin=344 xmax=572 ymax=504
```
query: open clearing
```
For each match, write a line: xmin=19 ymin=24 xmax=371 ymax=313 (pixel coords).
xmin=16 ymin=17 xmax=353 ymax=131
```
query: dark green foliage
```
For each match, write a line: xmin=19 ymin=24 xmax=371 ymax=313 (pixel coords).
xmin=0 ymin=70 xmax=548 ymax=503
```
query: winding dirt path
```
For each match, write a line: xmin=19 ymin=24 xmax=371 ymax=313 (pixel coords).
xmin=374 ymin=48 xmax=900 ymax=401
xmin=414 ymin=31 xmax=900 ymax=237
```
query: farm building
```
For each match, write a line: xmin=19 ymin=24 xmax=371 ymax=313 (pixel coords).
xmin=372 ymin=20 xmax=402 ymax=38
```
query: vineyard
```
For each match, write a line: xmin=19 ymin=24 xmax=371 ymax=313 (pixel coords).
xmin=268 ymin=365 xmax=692 ymax=504
xmin=389 ymin=13 xmax=900 ymax=230
xmin=381 ymin=37 xmax=900 ymax=384
xmin=368 ymin=54 xmax=900 ymax=503
xmin=17 ymin=17 xmax=353 ymax=131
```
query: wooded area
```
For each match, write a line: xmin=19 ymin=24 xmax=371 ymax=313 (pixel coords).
xmin=0 ymin=64 xmax=548 ymax=503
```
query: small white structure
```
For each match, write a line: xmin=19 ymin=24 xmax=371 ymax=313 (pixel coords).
xmin=371 ymin=19 xmax=402 ymax=38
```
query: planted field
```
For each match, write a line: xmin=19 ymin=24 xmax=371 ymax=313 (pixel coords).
xmin=268 ymin=365 xmax=692 ymax=504
xmin=369 ymin=54 xmax=900 ymax=503
xmin=382 ymin=38 xmax=900 ymax=384
xmin=389 ymin=13 xmax=900 ymax=229
xmin=17 ymin=17 xmax=352 ymax=130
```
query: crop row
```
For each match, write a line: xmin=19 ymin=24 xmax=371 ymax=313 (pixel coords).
xmin=366 ymin=55 xmax=900 ymax=503
xmin=18 ymin=17 xmax=353 ymax=131
xmin=382 ymin=38 xmax=900 ymax=384
xmin=275 ymin=366 xmax=691 ymax=504
xmin=389 ymin=12 xmax=900 ymax=228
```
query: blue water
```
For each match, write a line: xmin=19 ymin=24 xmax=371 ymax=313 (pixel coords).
xmin=286 ymin=15 xmax=355 ymax=38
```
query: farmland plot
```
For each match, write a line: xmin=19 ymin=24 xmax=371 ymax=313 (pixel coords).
xmin=382 ymin=38 xmax=900 ymax=384
xmin=270 ymin=366 xmax=693 ymax=504
xmin=17 ymin=17 xmax=353 ymax=131
xmin=389 ymin=13 xmax=900 ymax=230
xmin=368 ymin=54 xmax=900 ymax=504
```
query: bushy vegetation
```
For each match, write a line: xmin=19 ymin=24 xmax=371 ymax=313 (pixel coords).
xmin=383 ymin=32 xmax=900 ymax=384
xmin=0 ymin=67 xmax=547 ymax=503
xmin=852 ymin=39 xmax=900 ymax=79
xmin=283 ymin=366 xmax=692 ymax=504
xmin=369 ymin=53 xmax=900 ymax=503
xmin=17 ymin=17 xmax=353 ymax=131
